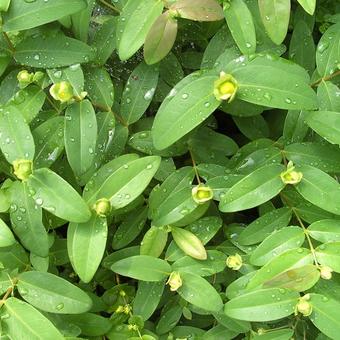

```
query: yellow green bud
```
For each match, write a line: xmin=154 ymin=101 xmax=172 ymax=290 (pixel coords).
xmin=49 ymin=81 xmax=74 ymax=103
xmin=13 ymin=159 xmax=33 ymax=181
xmin=320 ymin=266 xmax=333 ymax=280
xmin=17 ymin=70 xmax=34 ymax=88
xmin=115 ymin=305 xmax=124 ymax=313
xmin=167 ymin=271 xmax=182 ymax=291
xmin=93 ymin=198 xmax=111 ymax=217
xmin=123 ymin=304 xmax=132 ymax=314
xmin=226 ymin=253 xmax=243 ymax=270
xmin=295 ymin=294 xmax=312 ymax=316
xmin=128 ymin=324 xmax=139 ymax=331
xmin=213 ymin=72 xmax=238 ymax=102
xmin=192 ymin=184 xmax=213 ymax=204
xmin=280 ymin=161 xmax=303 ymax=185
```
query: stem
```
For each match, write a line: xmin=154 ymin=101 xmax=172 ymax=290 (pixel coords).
xmin=46 ymin=95 xmax=61 ymax=114
xmin=189 ymin=149 xmax=201 ymax=184
xmin=92 ymin=103 xmax=128 ymax=127
xmin=98 ymin=0 xmax=121 ymax=13
xmin=310 ymin=69 xmax=340 ymax=87
xmin=2 ymin=32 xmax=15 ymax=53
xmin=0 ymin=278 xmax=18 ymax=308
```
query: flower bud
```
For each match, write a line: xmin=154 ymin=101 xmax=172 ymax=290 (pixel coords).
xmin=13 ymin=159 xmax=33 ymax=181
xmin=192 ymin=184 xmax=213 ymax=204
xmin=213 ymin=72 xmax=238 ymax=102
xmin=93 ymin=198 xmax=111 ymax=217
xmin=280 ymin=161 xmax=303 ymax=185
xmin=295 ymin=294 xmax=312 ymax=316
xmin=167 ymin=271 xmax=182 ymax=291
xmin=49 ymin=81 xmax=74 ymax=103
xmin=17 ymin=70 xmax=34 ymax=88
xmin=320 ymin=266 xmax=333 ymax=280
xmin=226 ymin=253 xmax=243 ymax=270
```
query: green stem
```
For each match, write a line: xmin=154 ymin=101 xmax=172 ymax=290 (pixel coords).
xmin=311 ymin=69 xmax=340 ymax=87
xmin=2 ymin=32 xmax=15 ymax=53
xmin=98 ymin=0 xmax=121 ymax=13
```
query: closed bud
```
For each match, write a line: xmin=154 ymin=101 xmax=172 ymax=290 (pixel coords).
xmin=213 ymin=72 xmax=238 ymax=102
xmin=295 ymin=294 xmax=312 ymax=316
xmin=192 ymin=184 xmax=213 ymax=204
xmin=93 ymin=198 xmax=111 ymax=217
xmin=17 ymin=70 xmax=34 ymax=88
xmin=280 ymin=161 xmax=303 ymax=185
xmin=49 ymin=81 xmax=74 ymax=103
xmin=320 ymin=266 xmax=333 ymax=280
xmin=226 ymin=253 xmax=243 ymax=270
xmin=13 ymin=159 xmax=33 ymax=181
xmin=167 ymin=271 xmax=182 ymax=291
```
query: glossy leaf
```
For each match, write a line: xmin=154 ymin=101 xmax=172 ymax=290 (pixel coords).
xmin=224 ymin=288 xmax=299 ymax=321
xmin=316 ymin=242 xmax=340 ymax=272
xmin=177 ymin=271 xmax=223 ymax=312
xmin=144 ymin=12 xmax=178 ymax=65
xmin=2 ymin=0 xmax=87 ymax=32
xmin=0 ymin=105 xmax=35 ymax=163
xmin=308 ymin=219 xmax=340 ymax=243
xmin=258 ymin=0 xmax=290 ymax=45
xmin=64 ymin=99 xmax=97 ymax=177
xmin=219 ymin=164 xmax=285 ymax=212
xmin=27 ymin=168 xmax=91 ymax=223
xmin=3 ymin=297 xmax=64 ymax=339
xmin=17 ymin=271 xmax=92 ymax=313
xmin=0 ymin=218 xmax=15 ymax=247
xmin=68 ymin=214 xmax=107 ymax=283
xmin=111 ymin=255 xmax=171 ymax=281
xmin=152 ymin=71 xmax=220 ymax=149
xmin=140 ymin=226 xmax=168 ymax=257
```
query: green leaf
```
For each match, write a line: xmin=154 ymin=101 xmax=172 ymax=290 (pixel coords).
xmin=309 ymin=219 xmax=340 ymax=243
xmin=219 ymin=164 xmax=285 ymax=213
xmin=224 ymin=54 xmax=317 ymax=110
xmin=223 ymin=0 xmax=256 ymax=55
xmin=84 ymin=67 xmax=114 ymax=111
xmin=117 ymin=0 xmax=164 ymax=60
xmin=170 ymin=0 xmax=224 ymax=21
xmin=177 ymin=271 xmax=223 ymax=312
xmin=133 ymin=281 xmax=165 ymax=321
xmin=233 ymin=115 xmax=269 ymax=141
xmin=111 ymin=255 xmax=171 ymax=281
xmin=8 ymin=85 xmax=46 ymax=124
xmin=289 ymin=20 xmax=315 ymax=74
xmin=283 ymin=110 xmax=309 ymax=144
xmin=238 ymin=207 xmax=292 ymax=245
xmin=156 ymin=304 xmax=183 ymax=334
xmin=140 ymin=226 xmax=168 ymax=258
xmin=305 ymin=110 xmax=340 ymax=145
xmin=0 ymin=218 xmax=15 ymax=247
xmin=296 ymin=0 xmax=316 ymax=15
xmin=71 ymin=0 xmax=95 ymax=42
xmin=0 ymin=243 xmax=29 ymax=271
xmin=172 ymin=250 xmax=226 ymax=276
xmin=9 ymin=181 xmax=49 ymax=257
xmin=295 ymin=165 xmax=340 ymax=215
xmin=2 ymin=0 xmax=87 ymax=32
xmin=317 ymin=81 xmax=340 ymax=112
xmin=91 ymin=17 xmax=117 ymax=66
xmin=224 ymin=288 xmax=299 ymax=321
xmin=64 ymin=99 xmax=97 ymax=177
xmin=246 ymin=248 xmax=313 ymax=290
xmin=112 ymin=206 xmax=148 ymax=250
xmin=263 ymin=264 xmax=320 ymax=292
xmin=144 ymin=12 xmax=178 ymax=65
xmin=3 ymin=297 xmax=64 ymax=339
xmin=258 ymin=0 xmax=290 ymax=45
xmin=316 ymin=23 xmax=340 ymax=76
xmin=171 ymin=226 xmax=207 ymax=260
xmin=309 ymin=294 xmax=340 ymax=339
xmin=33 ymin=116 xmax=65 ymax=169
xmin=284 ymin=142 xmax=340 ymax=173
xmin=15 ymin=32 xmax=95 ymax=68
xmin=17 ymin=271 xmax=92 ymax=313
xmin=120 ymin=62 xmax=159 ymax=125
xmin=152 ymin=71 xmax=220 ymax=149
xmin=83 ymin=154 xmax=161 ymax=208
xmin=68 ymin=214 xmax=107 ymax=283
xmin=250 ymin=226 xmax=305 ymax=266
xmin=0 ymin=105 xmax=35 ymax=163
xmin=27 ymin=168 xmax=91 ymax=223
xmin=316 ymin=242 xmax=340 ymax=272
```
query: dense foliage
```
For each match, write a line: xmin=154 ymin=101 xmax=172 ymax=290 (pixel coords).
xmin=0 ymin=0 xmax=339 ymax=339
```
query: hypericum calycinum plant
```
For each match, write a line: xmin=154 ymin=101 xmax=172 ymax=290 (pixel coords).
xmin=0 ymin=0 xmax=339 ymax=339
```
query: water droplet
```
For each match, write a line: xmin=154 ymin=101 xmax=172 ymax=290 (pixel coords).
xmin=181 ymin=93 xmax=189 ymax=99
xmin=35 ymin=198 xmax=43 ymax=206
xmin=33 ymin=54 xmax=40 ymax=61
xmin=56 ymin=303 xmax=64 ymax=310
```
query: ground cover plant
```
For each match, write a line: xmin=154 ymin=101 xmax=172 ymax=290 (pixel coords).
xmin=0 ymin=0 xmax=339 ymax=339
